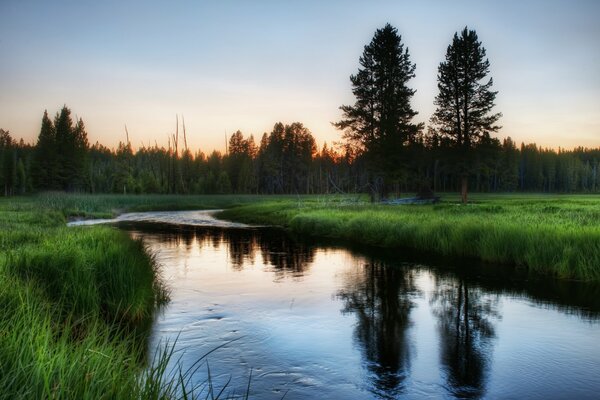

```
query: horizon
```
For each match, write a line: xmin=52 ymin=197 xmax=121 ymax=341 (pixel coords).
xmin=1 ymin=0 xmax=599 ymax=152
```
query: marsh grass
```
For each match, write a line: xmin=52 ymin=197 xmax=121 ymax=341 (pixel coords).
xmin=0 ymin=193 xmax=262 ymax=399
xmin=2 ymin=191 xmax=598 ymax=398
xmin=218 ymin=193 xmax=600 ymax=281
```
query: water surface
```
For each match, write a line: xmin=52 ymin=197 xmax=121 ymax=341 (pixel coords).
xmin=117 ymin=213 xmax=600 ymax=399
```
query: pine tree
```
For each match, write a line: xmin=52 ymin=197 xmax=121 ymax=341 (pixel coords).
xmin=334 ymin=23 xmax=421 ymax=200
xmin=430 ymin=27 xmax=501 ymax=203
xmin=0 ymin=129 xmax=14 ymax=195
xmin=54 ymin=106 xmax=75 ymax=189
xmin=72 ymin=118 xmax=90 ymax=190
xmin=32 ymin=110 xmax=57 ymax=189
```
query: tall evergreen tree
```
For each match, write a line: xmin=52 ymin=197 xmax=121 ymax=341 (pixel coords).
xmin=37 ymin=106 xmax=90 ymax=191
xmin=72 ymin=118 xmax=90 ymax=189
xmin=430 ymin=27 xmax=501 ymax=203
xmin=32 ymin=110 xmax=57 ymax=189
xmin=0 ymin=129 xmax=14 ymax=195
xmin=54 ymin=106 xmax=75 ymax=189
xmin=334 ymin=23 xmax=421 ymax=201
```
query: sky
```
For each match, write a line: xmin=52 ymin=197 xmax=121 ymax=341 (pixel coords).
xmin=1 ymin=0 xmax=599 ymax=152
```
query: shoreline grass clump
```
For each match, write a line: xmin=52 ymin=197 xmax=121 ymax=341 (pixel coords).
xmin=6 ymin=228 xmax=169 ymax=324
xmin=0 ymin=197 xmax=172 ymax=398
xmin=0 ymin=193 xmax=269 ymax=399
xmin=218 ymin=193 xmax=600 ymax=282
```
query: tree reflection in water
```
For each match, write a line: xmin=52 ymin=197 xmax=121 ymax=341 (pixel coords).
xmin=338 ymin=260 xmax=419 ymax=398
xmin=127 ymin=224 xmax=316 ymax=278
xmin=430 ymin=276 xmax=500 ymax=399
xmin=256 ymin=231 xmax=314 ymax=279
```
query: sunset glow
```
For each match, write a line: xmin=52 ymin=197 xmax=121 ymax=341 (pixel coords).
xmin=1 ymin=0 xmax=598 ymax=151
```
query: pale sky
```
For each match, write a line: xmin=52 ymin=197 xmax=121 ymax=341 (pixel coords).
xmin=1 ymin=0 xmax=599 ymax=152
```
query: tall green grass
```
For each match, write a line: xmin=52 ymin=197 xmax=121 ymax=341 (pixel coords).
xmin=218 ymin=193 xmax=600 ymax=281
xmin=2 ymin=191 xmax=598 ymax=397
xmin=0 ymin=193 xmax=260 ymax=399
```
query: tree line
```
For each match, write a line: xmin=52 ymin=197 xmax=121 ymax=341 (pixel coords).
xmin=1 ymin=24 xmax=598 ymax=198
xmin=1 ymin=113 xmax=599 ymax=196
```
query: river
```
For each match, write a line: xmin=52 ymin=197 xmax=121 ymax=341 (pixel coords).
xmin=85 ymin=210 xmax=600 ymax=399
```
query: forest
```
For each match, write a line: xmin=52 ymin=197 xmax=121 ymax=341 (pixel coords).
xmin=1 ymin=26 xmax=598 ymax=199
xmin=1 ymin=109 xmax=599 ymax=197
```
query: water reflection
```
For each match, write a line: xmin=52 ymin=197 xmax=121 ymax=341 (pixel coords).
xmin=430 ymin=276 xmax=500 ymax=399
xmin=122 ymin=222 xmax=315 ymax=277
xmin=338 ymin=261 xmax=418 ymax=398
xmin=116 ymin=220 xmax=600 ymax=399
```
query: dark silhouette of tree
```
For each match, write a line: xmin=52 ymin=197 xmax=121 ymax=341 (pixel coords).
xmin=0 ymin=129 xmax=15 ymax=196
xmin=430 ymin=276 xmax=500 ymax=399
xmin=32 ymin=106 xmax=90 ymax=191
xmin=338 ymin=261 xmax=417 ymax=397
xmin=71 ymin=117 xmax=90 ymax=189
xmin=112 ymin=141 xmax=135 ymax=194
xmin=53 ymin=106 xmax=75 ymax=190
xmin=499 ymin=137 xmax=519 ymax=191
xmin=335 ymin=23 xmax=421 ymax=201
xmin=256 ymin=122 xmax=316 ymax=194
xmin=32 ymin=110 xmax=57 ymax=189
xmin=226 ymin=130 xmax=258 ymax=193
xmin=282 ymin=122 xmax=316 ymax=193
xmin=16 ymin=158 xmax=26 ymax=194
xmin=4 ymin=105 xmax=600 ymax=196
xmin=430 ymin=27 xmax=501 ymax=203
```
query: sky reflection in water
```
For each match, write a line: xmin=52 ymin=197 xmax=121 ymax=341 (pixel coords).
xmin=122 ymin=222 xmax=600 ymax=400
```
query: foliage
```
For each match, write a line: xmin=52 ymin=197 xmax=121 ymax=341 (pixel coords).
xmin=0 ymin=195 xmax=258 ymax=399
xmin=429 ymin=27 xmax=502 ymax=203
xmin=2 ymin=103 xmax=600 ymax=198
xmin=31 ymin=106 xmax=89 ymax=191
xmin=334 ymin=23 xmax=422 ymax=200
xmin=218 ymin=193 xmax=600 ymax=282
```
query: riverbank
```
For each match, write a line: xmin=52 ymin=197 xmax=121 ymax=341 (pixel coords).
xmin=219 ymin=193 xmax=600 ymax=281
xmin=2 ymin=192 xmax=599 ymax=397
xmin=0 ymin=194 xmax=215 ymax=398
xmin=0 ymin=193 xmax=299 ymax=399
xmin=0 ymin=201 xmax=170 ymax=398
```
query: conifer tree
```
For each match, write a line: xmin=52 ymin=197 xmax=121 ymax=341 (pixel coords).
xmin=430 ymin=27 xmax=501 ymax=203
xmin=54 ymin=105 xmax=75 ymax=189
xmin=32 ymin=110 xmax=56 ymax=189
xmin=335 ymin=23 xmax=421 ymax=200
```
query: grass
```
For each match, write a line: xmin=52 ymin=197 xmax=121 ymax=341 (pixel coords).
xmin=2 ymin=191 xmax=598 ymax=397
xmin=218 ymin=193 xmax=600 ymax=282
xmin=0 ymin=193 xmax=265 ymax=399
xmin=21 ymin=192 xmax=297 ymax=219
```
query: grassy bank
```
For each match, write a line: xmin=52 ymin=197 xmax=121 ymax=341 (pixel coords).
xmin=2 ymin=192 xmax=599 ymax=398
xmin=0 ymin=193 xmax=264 ymax=399
xmin=219 ymin=193 xmax=600 ymax=281
xmin=1 ymin=192 xmax=304 ymax=399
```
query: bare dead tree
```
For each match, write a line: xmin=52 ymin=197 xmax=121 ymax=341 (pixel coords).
xmin=124 ymin=124 xmax=130 ymax=146
xmin=182 ymin=115 xmax=188 ymax=152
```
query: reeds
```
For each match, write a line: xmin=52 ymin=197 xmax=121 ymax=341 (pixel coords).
xmin=0 ymin=193 xmax=258 ymax=399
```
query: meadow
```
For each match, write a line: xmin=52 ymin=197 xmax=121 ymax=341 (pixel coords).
xmin=1 ymin=192 xmax=599 ymax=398
xmin=219 ymin=193 xmax=600 ymax=282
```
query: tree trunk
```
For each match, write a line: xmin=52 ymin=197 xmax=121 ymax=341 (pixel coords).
xmin=461 ymin=175 xmax=468 ymax=204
